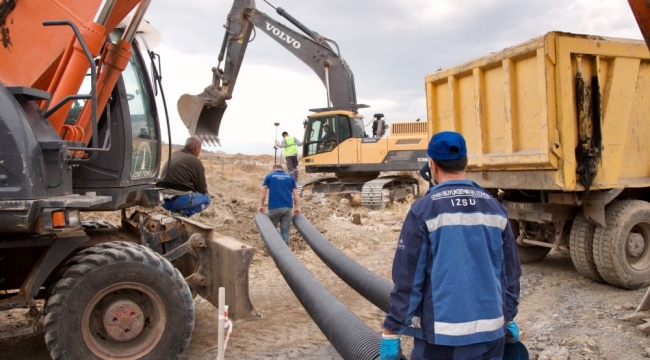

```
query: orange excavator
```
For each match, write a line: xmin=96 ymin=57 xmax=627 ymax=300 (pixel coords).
xmin=0 ymin=1 xmax=255 ymax=358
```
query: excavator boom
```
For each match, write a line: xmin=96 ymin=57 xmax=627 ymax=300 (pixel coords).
xmin=0 ymin=0 xmax=149 ymax=146
xmin=178 ymin=0 xmax=367 ymax=145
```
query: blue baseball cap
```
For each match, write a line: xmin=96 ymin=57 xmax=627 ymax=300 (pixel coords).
xmin=427 ymin=131 xmax=467 ymax=161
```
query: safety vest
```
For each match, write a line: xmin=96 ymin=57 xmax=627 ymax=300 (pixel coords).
xmin=284 ymin=137 xmax=298 ymax=156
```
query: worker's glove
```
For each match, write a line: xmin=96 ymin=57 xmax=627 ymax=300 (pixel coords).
xmin=505 ymin=321 xmax=520 ymax=343
xmin=380 ymin=333 xmax=401 ymax=360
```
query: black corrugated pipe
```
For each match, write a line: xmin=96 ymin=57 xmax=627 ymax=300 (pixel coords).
xmin=293 ymin=214 xmax=527 ymax=358
xmin=254 ymin=213 xmax=380 ymax=360
xmin=293 ymin=214 xmax=393 ymax=313
xmin=293 ymin=214 xmax=423 ymax=339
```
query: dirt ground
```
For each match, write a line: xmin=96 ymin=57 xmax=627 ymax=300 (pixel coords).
xmin=2 ymin=152 xmax=650 ymax=359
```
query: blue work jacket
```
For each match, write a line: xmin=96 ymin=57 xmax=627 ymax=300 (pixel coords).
xmin=383 ymin=180 xmax=521 ymax=346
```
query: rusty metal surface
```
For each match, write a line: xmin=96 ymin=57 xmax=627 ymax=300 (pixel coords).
xmin=206 ymin=236 xmax=257 ymax=320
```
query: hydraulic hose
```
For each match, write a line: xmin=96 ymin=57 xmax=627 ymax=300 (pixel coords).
xmin=293 ymin=214 xmax=393 ymax=313
xmin=254 ymin=213 xmax=380 ymax=360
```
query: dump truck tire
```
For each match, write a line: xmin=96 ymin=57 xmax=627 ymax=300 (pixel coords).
xmin=511 ymin=220 xmax=551 ymax=263
xmin=569 ymin=213 xmax=605 ymax=283
xmin=44 ymin=243 xmax=194 ymax=360
xmin=594 ymin=200 xmax=650 ymax=289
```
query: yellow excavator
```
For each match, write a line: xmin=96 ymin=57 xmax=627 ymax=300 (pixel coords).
xmin=179 ymin=0 xmax=428 ymax=207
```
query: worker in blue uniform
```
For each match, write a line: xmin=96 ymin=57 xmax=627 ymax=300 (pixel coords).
xmin=380 ymin=131 xmax=522 ymax=360
xmin=259 ymin=164 xmax=300 ymax=245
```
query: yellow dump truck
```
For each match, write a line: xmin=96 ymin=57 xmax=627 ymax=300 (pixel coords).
xmin=425 ymin=31 xmax=650 ymax=290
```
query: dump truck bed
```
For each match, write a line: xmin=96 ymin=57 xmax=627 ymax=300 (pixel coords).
xmin=425 ymin=31 xmax=650 ymax=191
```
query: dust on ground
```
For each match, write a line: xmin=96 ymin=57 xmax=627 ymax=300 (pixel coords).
xmin=2 ymin=152 xmax=650 ymax=359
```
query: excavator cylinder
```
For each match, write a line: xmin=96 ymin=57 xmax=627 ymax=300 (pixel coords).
xmin=76 ymin=39 xmax=132 ymax=144
xmin=45 ymin=21 xmax=106 ymax=134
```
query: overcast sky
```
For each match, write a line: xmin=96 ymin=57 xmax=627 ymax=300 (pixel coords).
xmin=141 ymin=0 xmax=643 ymax=155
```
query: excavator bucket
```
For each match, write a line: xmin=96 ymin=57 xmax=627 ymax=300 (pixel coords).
xmin=622 ymin=286 xmax=650 ymax=332
xmin=177 ymin=85 xmax=226 ymax=147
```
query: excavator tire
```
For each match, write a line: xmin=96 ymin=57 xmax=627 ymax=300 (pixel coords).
xmin=44 ymin=243 xmax=194 ymax=360
xmin=569 ymin=213 xmax=605 ymax=283
xmin=593 ymin=200 xmax=650 ymax=289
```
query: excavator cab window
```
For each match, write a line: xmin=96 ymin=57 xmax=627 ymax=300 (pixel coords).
xmin=70 ymin=31 xmax=160 ymax=181
xmin=338 ymin=116 xmax=352 ymax=142
xmin=304 ymin=114 xmax=353 ymax=156
xmin=124 ymin=46 xmax=159 ymax=179
xmin=351 ymin=117 xmax=367 ymax=137
xmin=105 ymin=30 xmax=159 ymax=180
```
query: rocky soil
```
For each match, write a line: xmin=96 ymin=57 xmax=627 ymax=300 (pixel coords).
xmin=1 ymin=151 xmax=650 ymax=359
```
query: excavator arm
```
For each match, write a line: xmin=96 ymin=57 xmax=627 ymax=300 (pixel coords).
xmin=178 ymin=0 xmax=367 ymax=146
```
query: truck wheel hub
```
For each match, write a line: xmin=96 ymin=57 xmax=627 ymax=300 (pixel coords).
xmin=103 ymin=299 xmax=145 ymax=341
xmin=627 ymin=233 xmax=645 ymax=258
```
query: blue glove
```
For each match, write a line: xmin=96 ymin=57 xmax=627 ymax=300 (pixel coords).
xmin=380 ymin=333 xmax=401 ymax=360
xmin=505 ymin=321 xmax=520 ymax=343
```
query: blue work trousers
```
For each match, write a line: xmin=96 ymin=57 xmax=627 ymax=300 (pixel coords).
xmin=162 ymin=192 xmax=211 ymax=216
xmin=411 ymin=337 xmax=504 ymax=360
xmin=268 ymin=207 xmax=292 ymax=245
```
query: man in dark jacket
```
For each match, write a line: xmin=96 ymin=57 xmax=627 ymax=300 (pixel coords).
xmin=157 ymin=136 xmax=211 ymax=217
xmin=381 ymin=131 xmax=521 ymax=360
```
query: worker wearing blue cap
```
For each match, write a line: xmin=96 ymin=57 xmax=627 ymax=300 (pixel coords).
xmin=380 ymin=131 xmax=522 ymax=360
